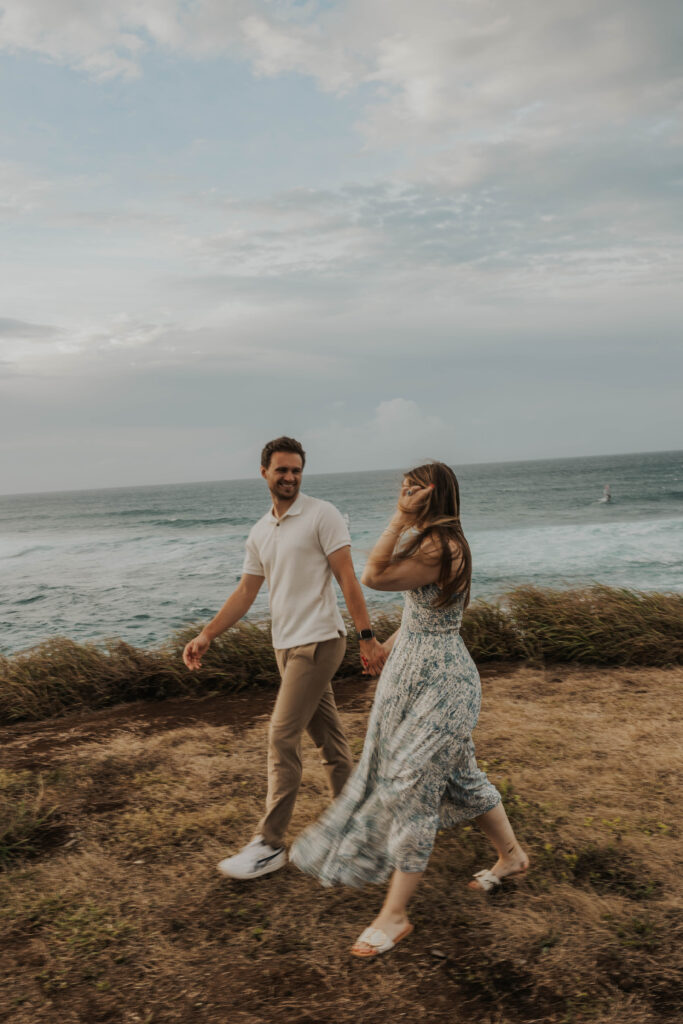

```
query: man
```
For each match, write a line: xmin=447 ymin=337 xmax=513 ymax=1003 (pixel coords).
xmin=183 ymin=436 xmax=386 ymax=880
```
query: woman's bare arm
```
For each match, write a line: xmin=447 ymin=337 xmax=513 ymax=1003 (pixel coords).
xmin=382 ymin=628 xmax=401 ymax=654
xmin=361 ymin=481 xmax=442 ymax=592
xmin=361 ymin=482 xmax=464 ymax=594
xmin=361 ymin=521 xmax=440 ymax=591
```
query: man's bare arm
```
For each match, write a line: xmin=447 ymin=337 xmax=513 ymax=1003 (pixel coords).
xmin=327 ymin=546 xmax=387 ymax=676
xmin=183 ymin=574 xmax=264 ymax=671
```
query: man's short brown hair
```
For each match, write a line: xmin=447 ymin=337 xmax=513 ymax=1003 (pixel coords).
xmin=261 ymin=436 xmax=306 ymax=469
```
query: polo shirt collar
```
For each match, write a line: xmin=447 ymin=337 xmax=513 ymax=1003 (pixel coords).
xmin=269 ymin=492 xmax=306 ymax=523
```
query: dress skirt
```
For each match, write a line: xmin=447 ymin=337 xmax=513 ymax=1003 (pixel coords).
xmin=290 ymin=584 xmax=501 ymax=887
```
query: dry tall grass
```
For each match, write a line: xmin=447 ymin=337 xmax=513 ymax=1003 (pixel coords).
xmin=0 ymin=664 xmax=681 ymax=1023
xmin=1 ymin=586 xmax=681 ymax=724
xmin=506 ymin=585 xmax=683 ymax=665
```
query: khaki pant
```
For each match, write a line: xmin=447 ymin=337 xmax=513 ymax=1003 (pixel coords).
xmin=258 ymin=634 xmax=352 ymax=848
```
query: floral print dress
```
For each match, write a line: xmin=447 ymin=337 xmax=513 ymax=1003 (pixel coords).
xmin=290 ymin=583 xmax=501 ymax=886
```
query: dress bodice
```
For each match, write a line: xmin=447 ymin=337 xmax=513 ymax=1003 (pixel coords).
xmin=400 ymin=582 xmax=465 ymax=635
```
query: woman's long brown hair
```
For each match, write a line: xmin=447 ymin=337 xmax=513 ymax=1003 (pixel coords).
xmin=394 ymin=461 xmax=472 ymax=608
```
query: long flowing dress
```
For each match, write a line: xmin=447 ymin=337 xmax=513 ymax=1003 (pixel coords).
xmin=290 ymin=583 xmax=501 ymax=887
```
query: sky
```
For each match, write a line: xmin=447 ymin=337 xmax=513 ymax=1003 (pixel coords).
xmin=1 ymin=0 xmax=681 ymax=494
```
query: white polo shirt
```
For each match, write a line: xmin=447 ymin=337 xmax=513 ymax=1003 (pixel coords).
xmin=242 ymin=492 xmax=352 ymax=650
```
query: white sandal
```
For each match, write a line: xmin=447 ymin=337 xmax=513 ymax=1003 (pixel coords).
xmin=468 ymin=865 xmax=528 ymax=892
xmin=468 ymin=869 xmax=502 ymax=892
xmin=351 ymin=922 xmax=414 ymax=957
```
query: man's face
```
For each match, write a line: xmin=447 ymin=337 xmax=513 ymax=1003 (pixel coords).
xmin=261 ymin=451 xmax=303 ymax=502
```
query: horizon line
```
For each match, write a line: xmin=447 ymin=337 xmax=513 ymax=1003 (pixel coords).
xmin=1 ymin=446 xmax=680 ymax=501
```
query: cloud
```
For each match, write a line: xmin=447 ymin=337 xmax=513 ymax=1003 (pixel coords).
xmin=182 ymin=168 xmax=683 ymax=310
xmin=3 ymin=3 xmax=680 ymax=310
xmin=0 ymin=0 xmax=262 ymax=78
xmin=3 ymin=1 xmax=680 ymax=137
xmin=0 ymin=1 xmax=143 ymax=79
xmin=4 ymin=160 xmax=681 ymax=382
xmin=1 ymin=0 xmax=681 ymax=493
xmin=0 ymin=317 xmax=63 ymax=369
xmin=242 ymin=12 xmax=362 ymax=94
xmin=0 ymin=306 xmax=349 ymax=380
xmin=307 ymin=398 xmax=449 ymax=473
xmin=0 ymin=317 xmax=58 ymax=338
xmin=0 ymin=314 xmax=166 ymax=370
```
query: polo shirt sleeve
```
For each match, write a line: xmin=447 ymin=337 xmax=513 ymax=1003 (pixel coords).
xmin=317 ymin=502 xmax=352 ymax=557
xmin=242 ymin=528 xmax=265 ymax=577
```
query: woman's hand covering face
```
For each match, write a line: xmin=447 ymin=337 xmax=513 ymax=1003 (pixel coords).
xmin=397 ymin=481 xmax=434 ymax=520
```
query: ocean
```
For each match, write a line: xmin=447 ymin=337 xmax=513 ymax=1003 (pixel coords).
xmin=1 ymin=449 xmax=681 ymax=654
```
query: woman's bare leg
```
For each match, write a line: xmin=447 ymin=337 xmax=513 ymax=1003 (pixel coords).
xmin=353 ymin=869 xmax=423 ymax=950
xmin=474 ymin=801 xmax=529 ymax=878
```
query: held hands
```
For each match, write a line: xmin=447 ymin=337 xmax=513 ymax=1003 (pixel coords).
xmin=359 ymin=636 xmax=387 ymax=677
xmin=182 ymin=631 xmax=211 ymax=671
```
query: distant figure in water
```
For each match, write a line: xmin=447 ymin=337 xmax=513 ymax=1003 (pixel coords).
xmin=601 ymin=484 xmax=612 ymax=503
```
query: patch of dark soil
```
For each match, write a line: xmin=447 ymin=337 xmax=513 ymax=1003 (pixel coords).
xmin=598 ymin=945 xmax=683 ymax=1016
xmin=37 ymin=986 xmax=135 ymax=1024
xmin=0 ymin=821 xmax=72 ymax=871
xmin=83 ymin=795 xmax=129 ymax=815
xmin=572 ymin=845 xmax=663 ymax=901
xmin=0 ymin=664 xmax=518 ymax=774
xmin=441 ymin=951 xmax=552 ymax=1020
xmin=29 ymin=821 xmax=72 ymax=856
xmin=0 ymin=675 xmax=383 ymax=773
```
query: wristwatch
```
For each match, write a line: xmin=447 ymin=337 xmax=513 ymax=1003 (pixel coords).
xmin=357 ymin=628 xmax=375 ymax=641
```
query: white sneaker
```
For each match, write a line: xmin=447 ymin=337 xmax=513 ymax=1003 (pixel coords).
xmin=217 ymin=836 xmax=287 ymax=880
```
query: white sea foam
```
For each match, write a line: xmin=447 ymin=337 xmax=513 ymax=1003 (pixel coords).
xmin=1 ymin=451 xmax=681 ymax=651
xmin=470 ymin=516 xmax=683 ymax=595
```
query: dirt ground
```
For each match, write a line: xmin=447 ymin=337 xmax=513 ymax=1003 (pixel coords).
xmin=1 ymin=664 xmax=681 ymax=1024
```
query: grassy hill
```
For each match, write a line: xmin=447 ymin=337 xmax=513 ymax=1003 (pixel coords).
xmin=1 ymin=661 xmax=681 ymax=1023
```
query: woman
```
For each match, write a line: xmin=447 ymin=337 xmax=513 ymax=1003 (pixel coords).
xmin=290 ymin=462 xmax=529 ymax=957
